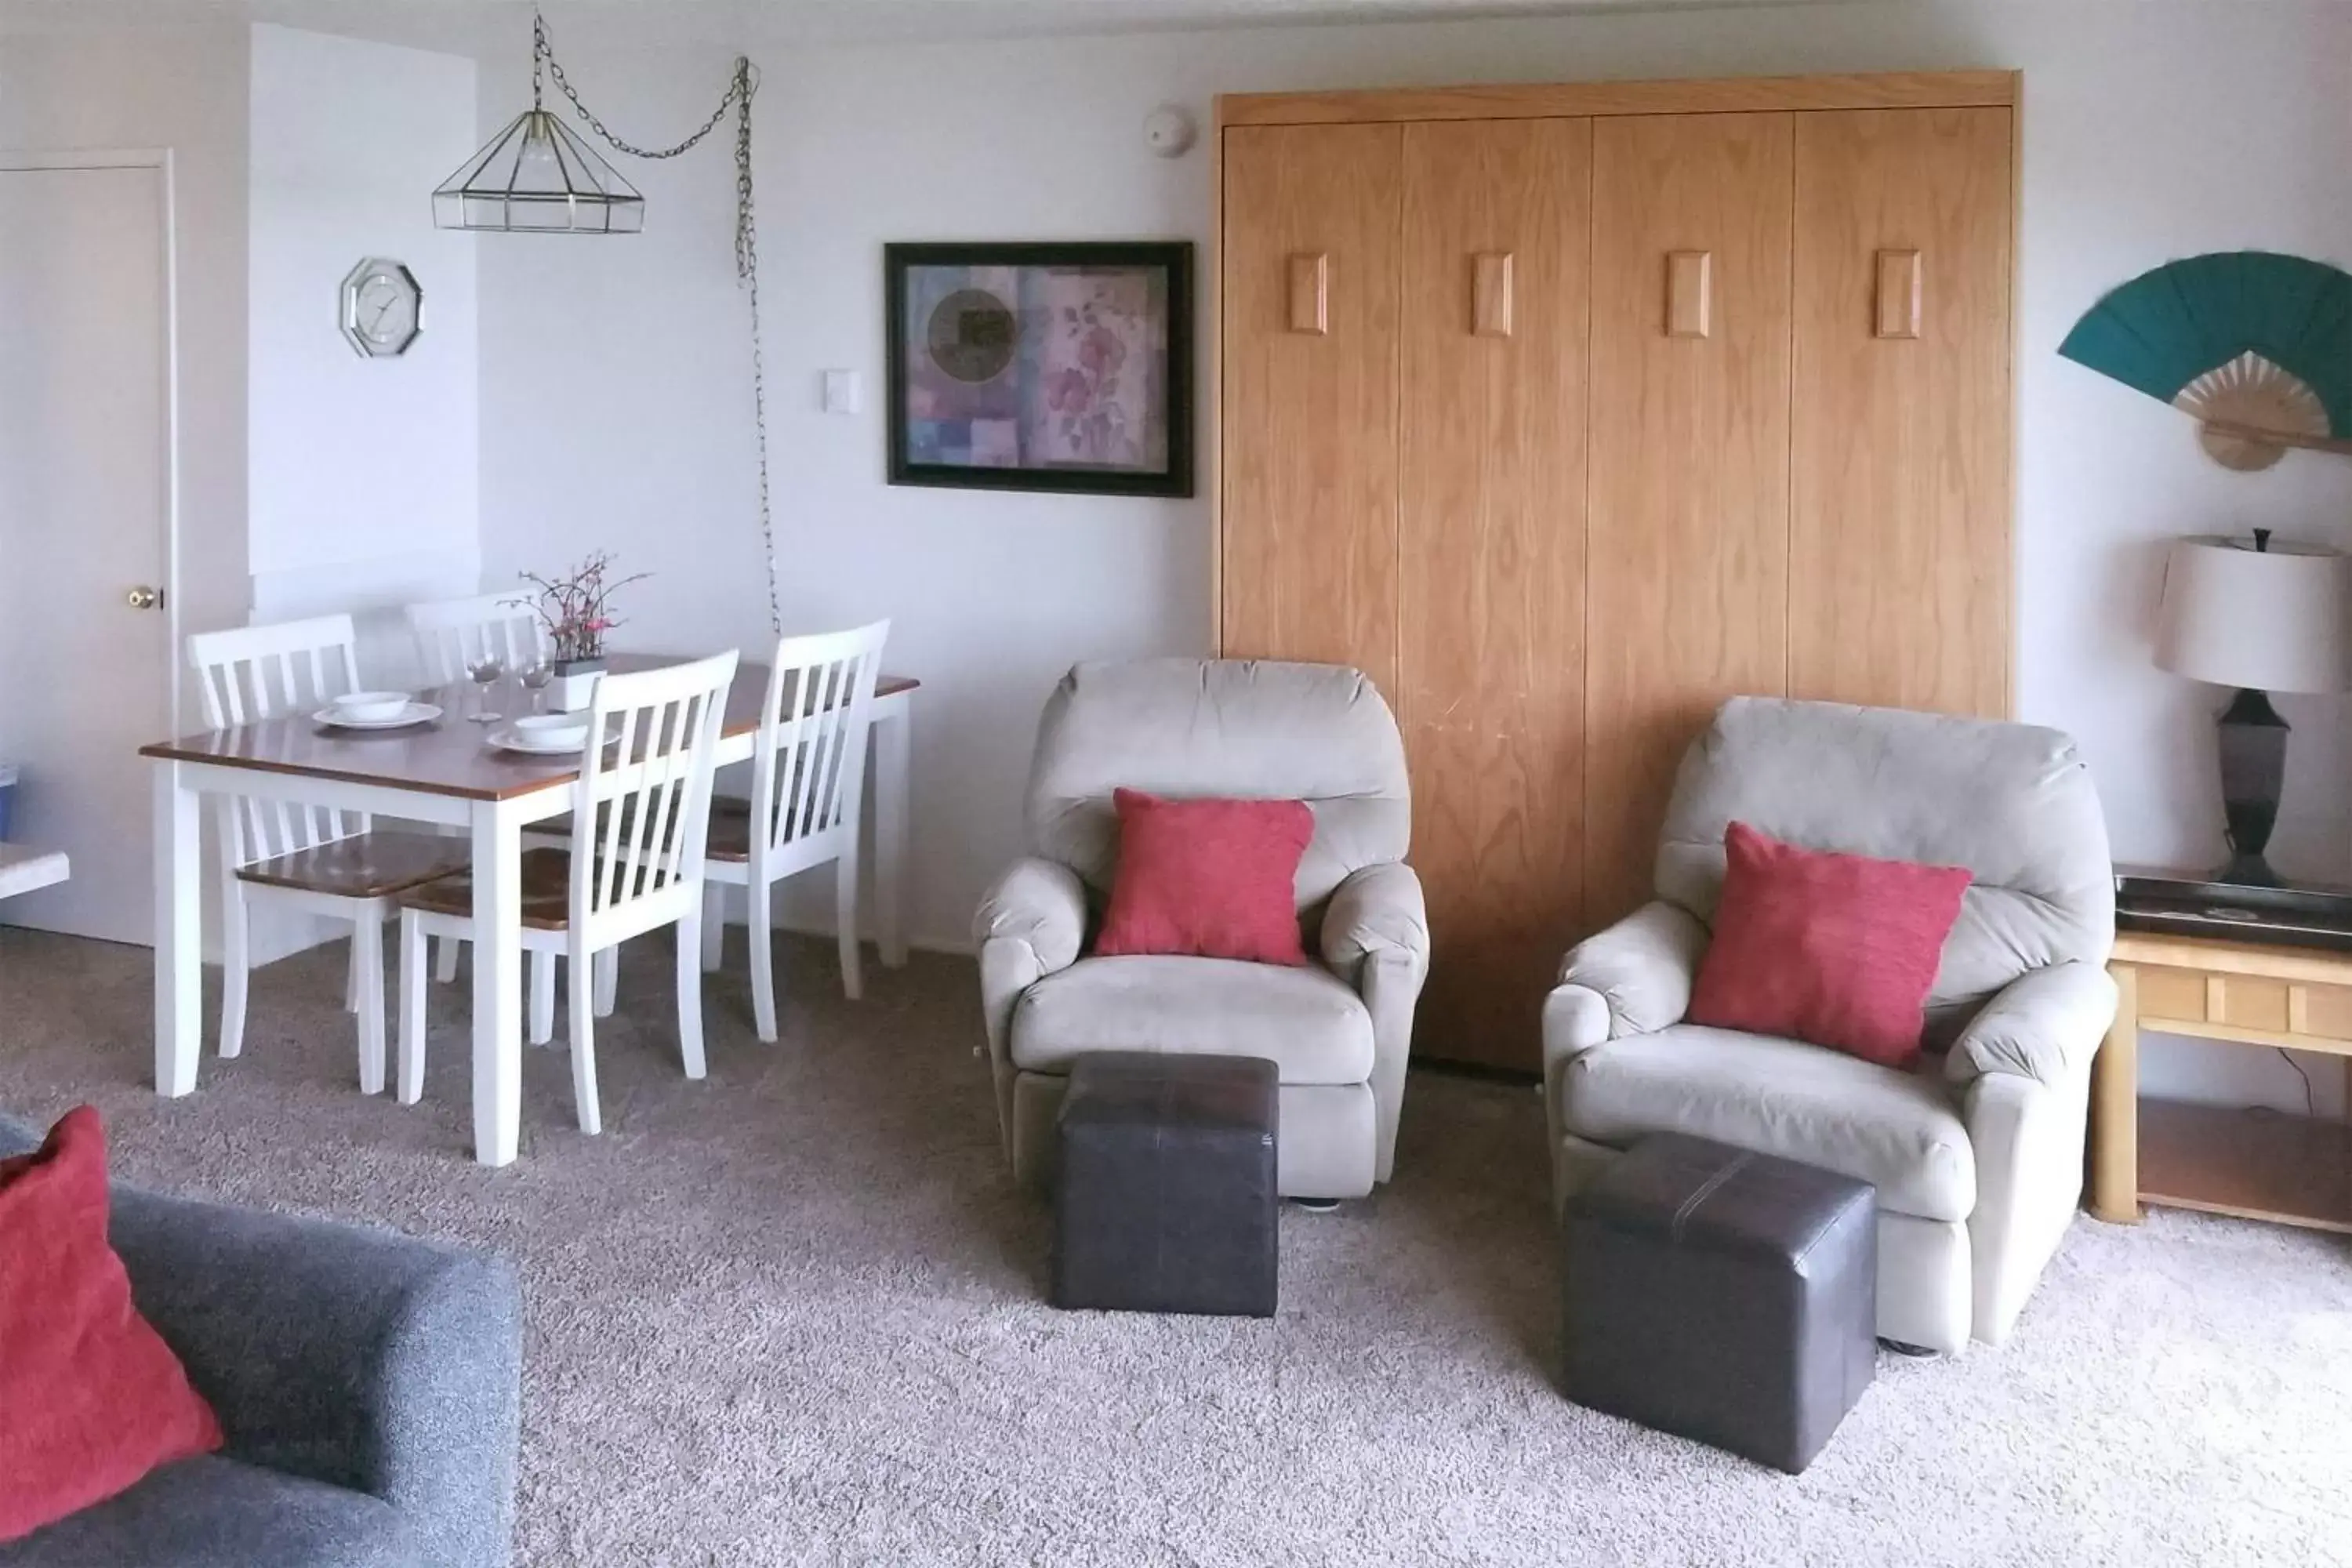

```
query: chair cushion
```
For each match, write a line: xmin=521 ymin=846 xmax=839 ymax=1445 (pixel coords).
xmin=1094 ymin=789 xmax=1314 ymax=965
xmin=1559 ymin=1024 xmax=1976 ymax=1222
xmin=0 ymin=1109 xmax=222 ymax=1543
xmin=0 ymin=1455 xmax=423 ymax=1568
xmin=1011 ymin=956 xmax=1375 ymax=1085
xmin=1688 ymin=822 xmax=1971 ymax=1067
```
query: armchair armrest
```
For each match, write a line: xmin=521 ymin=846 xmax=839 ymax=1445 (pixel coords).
xmin=1543 ymin=900 xmax=1708 ymax=1064
xmin=972 ymin=858 xmax=1088 ymax=1152
xmin=1319 ymin=861 xmax=1429 ymax=983
xmin=109 ymin=1187 xmax=520 ymax=1568
xmin=1944 ymin=960 xmax=2118 ymax=1091
xmin=973 ymin=856 xmax=1087 ymax=979
xmin=1319 ymin=862 xmax=1428 ymax=1185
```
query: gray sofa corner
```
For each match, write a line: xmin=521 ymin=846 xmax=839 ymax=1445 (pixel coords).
xmin=0 ymin=1115 xmax=521 ymax=1568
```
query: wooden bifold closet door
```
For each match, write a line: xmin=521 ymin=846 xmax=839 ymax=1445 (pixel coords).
xmin=1217 ymin=74 xmax=2017 ymax=1073
xmin=1582 ymin=111 xmax=1794 ymax=931
xmin=1398 ymin=118 xmax=1592 ymax=1069
xmin=1219 ymin=123 xmax=1403 ymax=695
xmin=1789 ymin=107 xmax=2014 ymax=717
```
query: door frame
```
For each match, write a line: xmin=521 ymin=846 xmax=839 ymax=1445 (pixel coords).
xmin=0 ymin=147 xmax=183 ymax=724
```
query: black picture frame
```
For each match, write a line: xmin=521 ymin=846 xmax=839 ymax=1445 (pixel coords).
xmin=884 ymin=241 xmax=1194 ymax=499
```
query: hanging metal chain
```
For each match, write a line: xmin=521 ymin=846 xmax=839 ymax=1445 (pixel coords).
xmin=532 ymin=13 xmax=782 ymax=637
xmin=731 ymin=65 xmax=781 ymax=641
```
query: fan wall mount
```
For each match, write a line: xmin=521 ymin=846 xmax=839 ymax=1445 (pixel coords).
xmin=2058 ymin=251 xmax=2352 ymax=472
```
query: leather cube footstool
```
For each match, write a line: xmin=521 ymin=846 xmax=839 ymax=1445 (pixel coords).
xmin=1562 ymin=1133 xmax=1876 ymax=1473
xmin=1051 ymin=1051 xmax=1277 ymax=1317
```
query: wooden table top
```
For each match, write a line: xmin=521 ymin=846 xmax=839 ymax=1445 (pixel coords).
xmin=139 ymin=654 xmax=919 ymax=803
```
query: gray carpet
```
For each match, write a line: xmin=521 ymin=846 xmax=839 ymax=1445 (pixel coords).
xmin=2 ymin=925 xmax=2348 ymax=1567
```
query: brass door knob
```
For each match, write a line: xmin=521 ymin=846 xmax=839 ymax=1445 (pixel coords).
xmin=125 ymin=585 xmax=163 ymax=611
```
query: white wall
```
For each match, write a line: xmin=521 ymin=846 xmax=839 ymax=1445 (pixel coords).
xmin=246 ymin=24 xmax=479 ymax=682
xmin=2 ymin=24 xmax=480 ymax=677
xmin=478 ymin=0 xmax=2352 ymax=1104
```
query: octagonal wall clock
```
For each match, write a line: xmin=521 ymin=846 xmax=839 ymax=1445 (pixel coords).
xmin=339 ymin=257 xmax=423 ymax=358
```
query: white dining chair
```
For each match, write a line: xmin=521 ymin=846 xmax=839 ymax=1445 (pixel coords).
xmin=187 ymin=614 xmax=470 ymax=1092
xmin=699 ymin=622 xmax=891 ymax=1040
xmin=405 ymin=591 xmax=546 ymax=984
xmin=394 ymin=650 xmax=740 ymax=1137
xmin=404 ymin=590 xmax=545 ymax=688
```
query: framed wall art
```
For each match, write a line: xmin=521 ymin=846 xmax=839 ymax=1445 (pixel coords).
xmin=884 ymin=241 xmax=1193 ymax=497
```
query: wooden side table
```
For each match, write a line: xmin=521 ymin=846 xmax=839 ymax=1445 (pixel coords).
xmin=2094 ymin=930 xmax=2352 ymax=1230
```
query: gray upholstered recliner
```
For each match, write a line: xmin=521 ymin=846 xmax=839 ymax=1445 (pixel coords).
xmin=1543 ymin=698 xmax=2117 ymax=1354
xmin=974 ymin=659 xmax=1428 ymax=1201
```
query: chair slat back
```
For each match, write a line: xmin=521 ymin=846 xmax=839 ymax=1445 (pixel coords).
xmin=752 ymin=621 xmax=890 ymax=862
xmin=568 ymin=652 xmax=739 ymax=925
xmin=187 ymin=615 xmax=368 ymax=865
xmin=405 ymin=592 xmax=544 ymax=687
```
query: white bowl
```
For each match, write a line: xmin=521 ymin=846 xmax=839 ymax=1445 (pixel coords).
xmin=511 ymin=714 xmax=590 ymax=747
xmin=331 ymin=691 xmax=412 ymax=724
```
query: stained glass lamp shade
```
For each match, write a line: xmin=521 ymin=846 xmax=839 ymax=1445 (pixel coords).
xmin=433 ymin=108 xmax=643 ymax=234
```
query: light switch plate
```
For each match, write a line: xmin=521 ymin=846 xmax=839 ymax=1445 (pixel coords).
xmin=822 ymin=368 xmax=861 ymax=415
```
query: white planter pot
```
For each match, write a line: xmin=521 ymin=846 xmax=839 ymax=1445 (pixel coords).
xmin=549 ymin=659 xmax=606 ymax=713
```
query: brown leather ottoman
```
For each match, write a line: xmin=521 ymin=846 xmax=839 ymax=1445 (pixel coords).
xmin=1562 ymin=1133 xmax=1877 ymax=1473
xmin=1051 ymin=1052 xmax=1278 ymax=1317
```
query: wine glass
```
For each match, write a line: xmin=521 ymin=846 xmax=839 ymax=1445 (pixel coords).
xmin=466 ymin=655 xmax=505 ymax=724
xmin=520 ymin=659 xmax=555 ymax=714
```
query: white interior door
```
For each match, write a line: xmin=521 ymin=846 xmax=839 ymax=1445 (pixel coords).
xmin=0 ymin=162 xmax=173 ymax=945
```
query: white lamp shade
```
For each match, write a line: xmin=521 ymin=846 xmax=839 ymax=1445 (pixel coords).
xmin=2156 ymin=534 xmax=2352 ymax=695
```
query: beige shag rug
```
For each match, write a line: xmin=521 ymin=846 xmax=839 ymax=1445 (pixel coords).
xmin=2 ymin=926 xmax=2347 ymax=1566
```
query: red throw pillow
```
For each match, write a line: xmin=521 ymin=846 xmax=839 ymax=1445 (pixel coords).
xmin=1687 ymin=822 xmax=1973 ymax=1068
xmin=1093 ymin=789 xmax=1315 ymax=965
xmin=0 ymin=1108 xmax=223 ymax=1543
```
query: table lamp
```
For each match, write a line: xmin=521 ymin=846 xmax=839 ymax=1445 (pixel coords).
xmin=2156 ymin=528 xmax=2352 ymax=886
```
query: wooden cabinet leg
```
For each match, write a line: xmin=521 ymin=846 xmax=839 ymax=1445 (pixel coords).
xmin=2090 ymin=962 xmax=2142 ymax=1224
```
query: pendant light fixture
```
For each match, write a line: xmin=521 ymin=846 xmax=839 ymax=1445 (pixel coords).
xmin=434 ymin=13 xmax=784 ymax=637
xmin=433 ymin=16 xmax=657 ymax=234
xmin=432 ymin=111 xmax=642 ymax=234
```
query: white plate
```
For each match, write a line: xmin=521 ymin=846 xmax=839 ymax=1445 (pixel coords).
xmin=312 ymin=702 xmax=441 ymax=731
xmin=486 ymin=723 xmax=613 ymax=757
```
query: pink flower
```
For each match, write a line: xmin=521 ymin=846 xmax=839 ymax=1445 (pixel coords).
xmin=1046 ymin=366 xmax=1093 ymax=414
xmin=1077 ymin=325 xmax=1126 ymax=378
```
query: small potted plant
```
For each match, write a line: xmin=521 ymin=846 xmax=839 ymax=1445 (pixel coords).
xmin=519 ymin=552 xmax=648 ymax=713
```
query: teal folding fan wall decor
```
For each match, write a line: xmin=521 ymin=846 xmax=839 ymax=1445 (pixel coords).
xmin=2059 ymin=251 xmax=2352 ymax=471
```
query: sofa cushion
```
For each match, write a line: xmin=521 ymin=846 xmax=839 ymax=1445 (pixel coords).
xmin=1011 ymin=956 xmax=1375 ymax=1085
xmin=1559 ymin=1024 xmax=1976 ymax=1222
xmin=0 ymin=1455 xmax=423 ymax=1568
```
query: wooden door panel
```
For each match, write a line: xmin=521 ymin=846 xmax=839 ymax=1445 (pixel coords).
xmin=1790 ymin=107 xmax=2013 ymax=717
xmin=1398 ymin=118 xmax=1591 ymax=1071
xmin=1219 ymin=123 xmax=1403 ymax=695
xmin=1584 ymin=112 xmax=1795 ymax=928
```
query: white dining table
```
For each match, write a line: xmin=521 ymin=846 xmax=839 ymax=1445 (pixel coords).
xmin=141 ymin=655 xmax=918 ymax=1166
